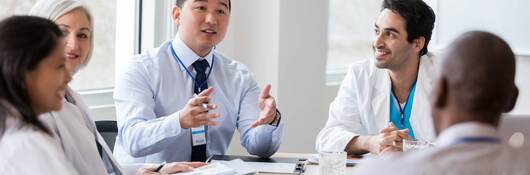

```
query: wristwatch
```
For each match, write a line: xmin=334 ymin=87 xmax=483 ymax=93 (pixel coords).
xmin=268 ymin=109 xmax=282 ymax=127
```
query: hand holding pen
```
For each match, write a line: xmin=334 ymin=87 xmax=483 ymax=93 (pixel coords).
xmin=179 ymin=87 xmax=221 ymax=129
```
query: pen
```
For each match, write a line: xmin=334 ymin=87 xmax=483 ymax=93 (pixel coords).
xmin=205 ymin=155 xmax=214 ymax=163
xmin=155 ymin=161 xmax=167 ymax=172
xmin=194 ymin=93 xmax=209 ymax=109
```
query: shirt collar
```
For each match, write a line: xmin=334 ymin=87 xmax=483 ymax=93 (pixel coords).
xmin=435 ymin=122 xmax=499 ymax=147
xmin=171 ymin=32 xmax=214 ymax=72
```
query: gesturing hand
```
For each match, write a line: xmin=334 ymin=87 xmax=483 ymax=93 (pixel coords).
xmin=250 ymin=84 xmax=278 ymax=128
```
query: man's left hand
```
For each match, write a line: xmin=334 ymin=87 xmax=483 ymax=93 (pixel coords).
xmin=251 ymin=84 xmax=278 ymax=128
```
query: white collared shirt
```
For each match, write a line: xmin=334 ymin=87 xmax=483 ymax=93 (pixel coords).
xmin=352 ymin=122 xmax=530 ymax=175
xmin=0 ymin=102 xmax=78 ymax=175
xmin=40 ymin=88 xmax=124 ymax=175
xmin=113 ymin=34 xmax=283 ymax=164
xmin=435 ymin=122 xmax=499 ymax=147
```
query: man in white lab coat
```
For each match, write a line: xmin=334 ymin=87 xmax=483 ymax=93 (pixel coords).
xmin=353 ymin=31 xmax=529 ymax=174
xmin=316 ymin=0 xmax=437 ymax=154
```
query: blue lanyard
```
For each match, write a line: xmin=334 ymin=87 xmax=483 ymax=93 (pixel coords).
xmin=391 ymin=80 xmax=417 ymax=125
xmin=169 ymin=42 xmax=215 ymax=92
xmin=452 ymin=136 xmax=501 ymax=145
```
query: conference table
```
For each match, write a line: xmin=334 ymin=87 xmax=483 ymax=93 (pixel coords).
xmin=262 ymin=152 xmax=357 ymax=175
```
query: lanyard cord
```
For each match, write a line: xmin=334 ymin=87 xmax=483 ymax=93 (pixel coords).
xmin=390 ymin=61 xmax=421 ymax=125
xmin=391 ymin=79 xmax=417 ymax=125
xmin=169 ymin=42 xmax=215 ymax=91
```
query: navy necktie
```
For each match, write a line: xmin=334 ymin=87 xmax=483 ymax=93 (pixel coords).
xmin=191 ymin=59 xmax=209 ymax=161
xmin=192 ymin=59 xmax=209 ymax=93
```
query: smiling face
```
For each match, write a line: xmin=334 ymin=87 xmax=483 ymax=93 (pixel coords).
xmin=55 ymin=8 xmax=92 ymax=75
xmin=172 ymin=0 xmax=230 ymax=57
xmin=25 ymin=40 xmax=71 ymax=115
xmin=372 ymin=9 xmax=417 ymax=70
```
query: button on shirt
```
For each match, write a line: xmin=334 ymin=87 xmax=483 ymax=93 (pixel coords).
xmin=113 ymin=35 xmax=283 ymax=163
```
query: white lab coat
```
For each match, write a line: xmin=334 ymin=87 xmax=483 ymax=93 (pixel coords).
xmin=316 ymin=55 xmax=436 ymax=152
xmin=0 ymin=101 xmax=78 ymax=175
xmin=352 ymin=122 xmax=530 ymax=175
xmin=40 ymin=87 xmax=124 ymax=175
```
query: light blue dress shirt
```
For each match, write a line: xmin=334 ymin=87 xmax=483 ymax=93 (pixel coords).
xmin=113 ymin=35 xmax=283 ymax=164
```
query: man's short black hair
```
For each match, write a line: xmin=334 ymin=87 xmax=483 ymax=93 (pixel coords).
xmin=175 ymin=0 xmax=231 ymax=11
xmin=382 ymin=0 xmax=435 ymax=56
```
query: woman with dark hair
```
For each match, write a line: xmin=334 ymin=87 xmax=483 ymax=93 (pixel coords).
xmin=0 ymin=15 xmax=76 ymax=174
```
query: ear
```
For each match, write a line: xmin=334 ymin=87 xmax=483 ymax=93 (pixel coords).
xmin=172 ymin=6 xmax=182 ymax=25
xmin=432 ymin=77 xmax=448 ymax=109
xmin=503 ymin=86 xmax=519 ymax=112
xmin=413 ymin=36 xmax=426 ymax=54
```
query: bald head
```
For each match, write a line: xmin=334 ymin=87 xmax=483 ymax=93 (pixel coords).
xmin=433 ymin=31 xmax=518 ymax=129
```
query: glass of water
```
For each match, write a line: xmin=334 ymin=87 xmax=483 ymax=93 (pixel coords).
xmin=403 ymin=139 xmax=433 ymax=152
xmin=319 ymin=151 xmax=346 ymax=175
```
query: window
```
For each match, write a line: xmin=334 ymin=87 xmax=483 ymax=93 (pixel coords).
xmin=0 ymin=0 xmax=117 ymax=91
xmin=0 ymin=0 xmax=38 ymax=17
xmin=71 ymin=0 xmax=117 ymax=90
xmin=326 ymin=0 xmax=383 ymax=85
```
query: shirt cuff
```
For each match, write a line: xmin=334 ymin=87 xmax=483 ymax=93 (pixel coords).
xmin=162 ymin=110 xmax=184 ymax=136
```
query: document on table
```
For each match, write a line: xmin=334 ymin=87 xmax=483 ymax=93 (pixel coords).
xmin=244 ymin=161 xmax=297 ymax=174
xmin=207 ymin=154 xmax=304 ymax=174
xmin=307 ymin=154 xmax=363 ymax=166
xmin=172 ymin=159 xmax=256 ymax=175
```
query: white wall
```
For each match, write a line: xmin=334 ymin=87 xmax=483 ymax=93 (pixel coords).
xmin=215 ymin=0 xmax=281 ymax=154
xmin=276 ymin=0 xmax=329 ymax=153
xmin=514 ymin=55 xmax=530 ymax=114
xmin=429 ymin=0 xmax=530 ymax=114
xmin=220 ymin=0 xmax=330 ymax=154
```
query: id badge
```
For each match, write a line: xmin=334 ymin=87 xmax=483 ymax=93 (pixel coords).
xmin=191 ymin=126 xmax=206 ymax=146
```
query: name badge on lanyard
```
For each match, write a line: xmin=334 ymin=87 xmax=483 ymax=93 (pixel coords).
xmin=191 ymin=126 xmax=207 ymax=146
xmin=169 ymin=41 xmax=214 ymax=147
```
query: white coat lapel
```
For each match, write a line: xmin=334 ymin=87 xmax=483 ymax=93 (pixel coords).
xmin=409 ymin=56 xmax=436 ymax=141
xmin=371 ymin=68 xmax=391 ymax=132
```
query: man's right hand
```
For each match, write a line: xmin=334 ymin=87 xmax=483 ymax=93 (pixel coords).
xmin=367 ymin=123 xmax=410 ymax=154
xmin=179 ymin=87 xmax=221 ymax=129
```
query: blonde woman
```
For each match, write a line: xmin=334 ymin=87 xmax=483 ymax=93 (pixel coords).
xmin=30 ymin=0 xmax=205 ymax=174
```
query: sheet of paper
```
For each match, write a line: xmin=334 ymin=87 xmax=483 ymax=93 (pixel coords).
xmin=212 ymin=160 xmax=296 ymax=174
xmin=174 ymin=159 xmax=256 ymax=175
xmin=172 ymin=162 xmax=236 ymax=175
xmin=307 ymin=154 xmax=362 ymax=166
xmin=245 ymin=162 xmax=296 ymax=174
xmin=218 ymin=159 xmax=256 ymax=175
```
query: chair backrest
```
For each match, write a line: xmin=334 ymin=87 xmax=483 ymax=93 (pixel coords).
xmin=499 ymin=114 xmax=530 ymax=148
xmin=95 ymin=120 xmax=118 ymax=152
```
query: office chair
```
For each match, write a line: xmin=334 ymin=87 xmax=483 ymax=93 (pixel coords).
xmin=95 ymin=120 xmax=118 ymax=152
